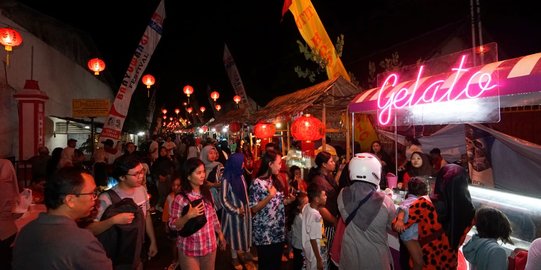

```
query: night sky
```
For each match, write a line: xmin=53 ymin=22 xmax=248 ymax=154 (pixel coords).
xmin=12 ymin=0 xmax=541 ymax=128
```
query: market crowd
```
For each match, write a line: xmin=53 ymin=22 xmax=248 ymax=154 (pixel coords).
xmin=1 ymin=134 xmax=540 ymax=270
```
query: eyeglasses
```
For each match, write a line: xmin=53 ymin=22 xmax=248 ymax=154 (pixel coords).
xmin=72 ymin=190 xmax=100 ymax=200
xmin=126 ymin=170 xmax=145 ymax=177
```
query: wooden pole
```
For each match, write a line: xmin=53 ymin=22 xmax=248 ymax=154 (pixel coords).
xmin=322 ymin=103 xmax=327 ymax=151
xmin=346 ymin=111 xmax=351 ymax=161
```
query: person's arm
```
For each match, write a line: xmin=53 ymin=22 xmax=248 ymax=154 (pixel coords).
xmin=318 ymin=207 xmax=337 ymax=227
xmin=250 ymin=184 xmax=276 ymax=214
xmin=393 ymin=209 xmax=406 ymax=232
xmin=86 ymin=213 xmax=134 ymax=235
xmin=145 ymin=210 xmax=158 ymax=258
xmin=310 ymin=239 xmax=323 ymax=270
xmin=83 ymin=237 xmax=114 ymax=270
xmin=221 ymin=179 xmax=240 ymax=214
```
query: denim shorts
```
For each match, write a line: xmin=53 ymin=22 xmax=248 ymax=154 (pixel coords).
xmin=400 ymin=224 xmax=418 ymax=241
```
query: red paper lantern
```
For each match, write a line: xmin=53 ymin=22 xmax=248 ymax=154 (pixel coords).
xmin=142 ymin=74 xmax=155 ymax=88
xmin=210 ymin=91 xmax=220 ymax=102
xmin=183 ymin=85 xmax=194 ymax=97
xmin=229 ymin=122 xmax=241 ymax=133
xmin=291 ymin=114 xmax=325 ymax=142
xmin=186 ymin=107 xmax=193 ymax=113
xmin=254 ymin=122 xmax=276 ymax=139
xmin=233 ymin=95 xmax=242 ymax=104
xmin=201 ymin=126 xmax=209 ymax=132
xmin=87 ymin=58 xmax=106 ymax=75
xmin=215 ymin=104 xmax=222 ymax=111
xmin=200 ymin=106 xmax=206 ymax=113
xmin=0 ymin=28 xmax=22 ymax=52
xmin=162 ymin=108 xmax=167 ymax=114
xmin=174 ymin=108 xmax=180 ymax=115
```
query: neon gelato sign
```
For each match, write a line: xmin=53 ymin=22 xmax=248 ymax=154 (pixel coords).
xmin=377 ymin=55 xmax=498 ymax=125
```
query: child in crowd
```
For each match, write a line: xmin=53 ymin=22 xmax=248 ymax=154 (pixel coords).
xmin=287 ymin=192 xmax=308 ymax=270
xmin=393 ymin=177 xmax=428 ymax=270
xmin=302 ymin=183 xmax=328 ymax=270
xmin=463 ymin=207 xmax=513 ymax=270
xmin=162 ymin=175 xmax=182 ymax=270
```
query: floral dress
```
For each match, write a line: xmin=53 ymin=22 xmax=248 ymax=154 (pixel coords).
xmin=249 ymin=177 xmax=286 ymax=246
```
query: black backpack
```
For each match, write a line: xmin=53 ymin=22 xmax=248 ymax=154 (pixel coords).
xmin=97 ymin=189 xmax=146 ymax=270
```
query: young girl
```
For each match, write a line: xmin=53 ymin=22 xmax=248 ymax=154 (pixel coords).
xmin=463 ymin=207 xmax=513 ymax=270
xmin=162 ymin=175 xmax=182 ymax=270
xmin=287 ymin=192 xmax=308 ymax=270
xmin=393 ymin=177 xmax=428 ymax=270
xmin=169 ymin=158 xmax=226 ymax=270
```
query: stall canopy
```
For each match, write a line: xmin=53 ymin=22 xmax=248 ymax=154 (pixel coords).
xmin=251 ymin=76 xmax=360 ymax=123
xmin=349 ymin=52 xmax=541 ymax=114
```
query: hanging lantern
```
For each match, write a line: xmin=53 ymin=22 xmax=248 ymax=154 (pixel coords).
xmin=186 ymin=107 xmax=193 ymax=114
xmin=162 ymin=108 xmax=167 ymax=114
xmin=0 ymin=27 xmax=22 ymax=66
xmin=215 ymin=104 xmax=222 ymax=111
xmin=162 ymin=115 xmax=167 ymax=119
xmin=142 ymin=74 xmax=155 ymax=88
xmin=291 ymin=114 xmax=325 ymax=142
xmin=229 ymin=121 xmax=241 ymax=133
xmin=87 ymin=58 xmax=106 ymax=75
xmin=254 ymin=122 xmax=276 ymax=139
xmin=233 ymin=95 xmax=242 ymax=104
xmin=182 ymin=101 xmax=188 ymax=106
xmin=174 ymin=108 xmax=180 ymax=115
xmin=210 ymin=91 xmax=220 ymax=102
xmin=183 ymin=85 xmax=194 ymax=97
xmin=200 ymin=106 xmax=206 ymax=113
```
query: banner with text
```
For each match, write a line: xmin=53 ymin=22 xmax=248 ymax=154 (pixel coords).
xmin=289 ymin=0 xmax=350 ymax=81
xmin=100 ymin=0 xmax=165 ymax=141
xmin=223 ymin=43 xmax=254 ymax=113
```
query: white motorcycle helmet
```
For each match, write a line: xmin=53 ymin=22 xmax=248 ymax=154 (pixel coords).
xmin=349 ymin=153 xmax=382 ymax=186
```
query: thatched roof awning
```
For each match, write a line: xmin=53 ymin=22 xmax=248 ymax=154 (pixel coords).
xmin=251 ymin=76 xmax=361 ymax=123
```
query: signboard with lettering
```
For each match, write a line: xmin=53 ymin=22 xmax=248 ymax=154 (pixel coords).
xmin=72 ymin=99 xmax=111 ymax=118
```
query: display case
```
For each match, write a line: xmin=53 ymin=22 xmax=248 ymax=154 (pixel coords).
xmin=468 ymin=185 xmax=541 ymax=249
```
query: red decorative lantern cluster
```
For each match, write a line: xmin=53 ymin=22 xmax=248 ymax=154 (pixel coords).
xmin=229 ymin=122 xmax=241 ymax=133
xmin=210 ymin=91 xmax=220 ymax=102
xmin=254 ymin=122 xmax=276 ymax=139
xmin=87 ymin=58 xmax=106 ymax=75
xmin=0 ymin=27 xmax=22 ymax=66
xmin=291 ymin=114 xmax=325 ymax=142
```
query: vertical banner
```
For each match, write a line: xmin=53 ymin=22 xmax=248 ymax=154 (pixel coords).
xmin=353 ymin=114 xmax=378 ymax=152
xmin=465 ymin=124 xmax=495 ymax=187
xmin=100 ymin=0 xmax=165 ymax=142
xmin=223 ymin=44 xmax=254 ymax=113
xmin=146 ymin=89 xmax=157 ymax=133
xmin=288 ymin=0 xmax=350 ymax=81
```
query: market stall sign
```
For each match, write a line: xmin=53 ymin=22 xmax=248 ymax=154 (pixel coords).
xmin=72 ymin=99 xmax=110 ymax=118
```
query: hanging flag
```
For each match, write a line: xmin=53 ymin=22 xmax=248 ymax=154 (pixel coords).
xmin=289 ymin=0 xmax=350 ymax=81
xmin=100 ymin=0 xmax=165 ymax=142
xmin=281 ymin=0 xmax=292 ymax=18
xmin=223 ymin=43 xmax=255 ymax=113
xmin=146 ymin=89 xmax=157 ymax=132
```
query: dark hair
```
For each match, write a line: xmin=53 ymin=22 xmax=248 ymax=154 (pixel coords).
xmin=405 ymin=135 xmax=421 ymax=146
xmin=45 ymin=167 xmax=87 ymax=209
xmin=430 ymin=148 xmax=441 ymax=155
xmin=314 ymin=151 xmax=332 ymax=168
xmin=408 ymin=152 xmax=434 ymax=177
xmin=370 ymin=140 xmax=382 ymax=154
xmin=289 ymin=165 xmax=301 ymax=181
xmin=407 ymin=177 xmax=428 ymax=197
xmin=475 ymin=207 xmax=513 ymax=244
xmin=265 ymin=142 xmax=276 ymax=150
xmin=182 ymin=157 xmax=213 ymax=204
xmin=286 ymin=193 xmax=307 ymax=230
xmin=256 ymin=150 xmax=285 ymax=192
xmin=112 ymin=154 xmax=141 ymax=179
xmin=306 ymin=182 xmax=324 ymax=202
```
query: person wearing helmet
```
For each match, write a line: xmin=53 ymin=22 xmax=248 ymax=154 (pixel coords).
xmin=337 ymin=153 xmax=396 ymax=270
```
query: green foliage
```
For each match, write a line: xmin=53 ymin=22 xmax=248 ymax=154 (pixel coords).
xmin=294 ymin=34 xmax=346 ymax=82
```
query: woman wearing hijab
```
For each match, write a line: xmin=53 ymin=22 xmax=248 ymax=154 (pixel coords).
xmin=221 ymin=153 xmax=253 ymax=269
xmin=337 ymin=153 xmax=396 ymax=269
xmin=403 ymin=164 xmax=475 ymax=269
xmin=200 ymin=144 xmax=224 ymax=214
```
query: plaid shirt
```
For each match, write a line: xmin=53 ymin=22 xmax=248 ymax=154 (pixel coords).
xmin=169 ymin=191 xmax=221 ymax=256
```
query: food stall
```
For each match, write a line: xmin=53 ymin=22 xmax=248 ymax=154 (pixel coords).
xmin=347 ymin=48 xmax=541 ymax=262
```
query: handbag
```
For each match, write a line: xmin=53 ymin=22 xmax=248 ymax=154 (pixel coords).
xmin=330 ymin=190 xmax=375 ymax=266
xmin=174 ymin=192 xmax=207 ymax=237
